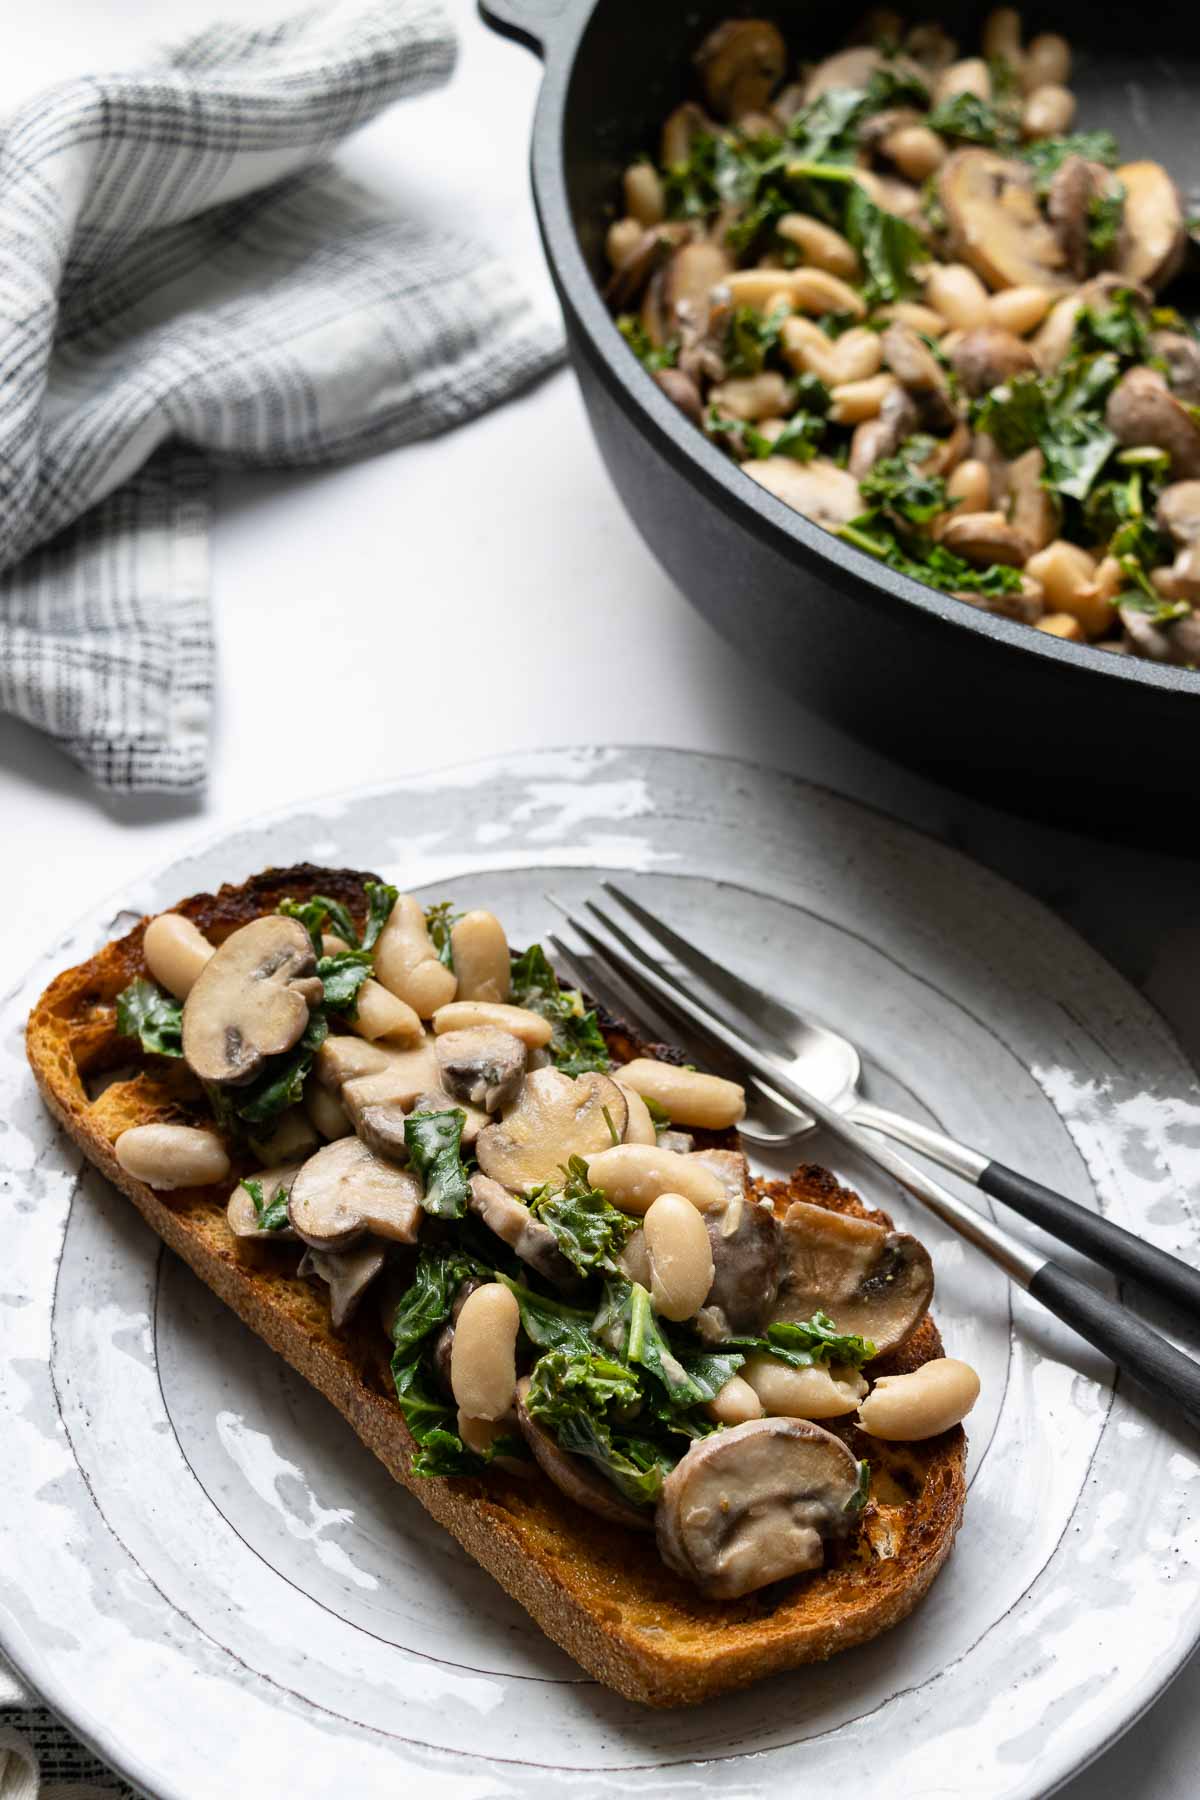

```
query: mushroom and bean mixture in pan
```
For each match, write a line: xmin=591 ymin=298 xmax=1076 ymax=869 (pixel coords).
xmin=604 ymin=8 xmax=1200 ymax=664
xmin=112 ymin=884 xmax=979 ymax=1598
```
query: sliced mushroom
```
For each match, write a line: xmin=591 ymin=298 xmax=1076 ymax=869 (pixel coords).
xmin=880 ymin=324 xmax=957 ymax=431
xmin=435 ymin=1027 xmax=526 ymax=1113
xmin=1106 ymin=367 xmax=1200 ymax=479
xmin=287 ymin=1137 xmax=423 ymax=1251
xmin=688 ymin=1148 xmax=751 ymax=1208
xmin=249 ymin=1104 xmax=320 ymax=1166
xmin=1006 ymin=446 xmax=1059 ymax=552
xmin=1115 ymin=161 xmax=1186 ymax=290
xmin=515 ymin=1377 xmax=653 ymax=1531
xmin=744 ymin=457 xmax=863 ymax=528
xmin=1047 ymin=157 xmax=1100 ymax=281
xmin=476 ymin=1068 xmax=628 ymax=1193
xmin=694 ymin=19 xmax=786 ymax=121
xmin=939 ymin=510 xmax=1031 ymax=566
xmin=605 ymin=223 xmax=689 ymax=310
xmin=1154 ymin=482 xmax=1200 ymax=599
xmin=773 ymin=1199 xmax=934 ymax=1356
xmin=298 ymin=1240 xmax=387 ymax=1329
xmin=468 ymin=1173 xmax=579 ymax=1289
xmin=225 ymin=1163 xmax=301 ymax=1248
xmin=849 ymin=384 xmax=920 ymax=477
xmin=655 ymin=1418 xmax=862 ymax=1598
xmin=700 ymin=1193 xmax=782 ymax=1341
xmin=955 ymin=574 xmax=1045 ymax=622
xmin=316 ymin=1033 xmax=395 ymax=1090
xmin=660 ymin=101 xmax=715 ymax=170
xmin=1032 ymin=274 xmax=1150 ymax=372
xmin=181 ymin=916 xmax=319 ymax=1087
xmin=1152 ymin=331 xmax=1200 ymax=404
xmin=805 ymin=46 xmax=904 ymax=102
xmin=939 ymin=149 xmax=1072 ymax=293
xmin=949 ymin=326 xmax=1037 ymax=397
xmin=654 ymin=367 xmax=704 ymax=425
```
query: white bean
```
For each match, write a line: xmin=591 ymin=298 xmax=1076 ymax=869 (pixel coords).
xmin=432 ymin=999 xmax=552 ymax=1048
xmin=934 ymin=57 xmax=991 ymax=104
xmin=858 ymin=1357 xmax=980 ymax=1440
xmin=373 ymin=895 xmax=458 ymax=1018
xmin=142 ymin=913 xmax=213 ymax=1000
xmin=351 ymin=978 xmax=424 ymax=1046
xmin=742 ymin=1355 xmax=867 ymax=1419
xmin=775 ymin=214 xmax=859 ymax=280
xmin=615 ymin=1058 xmax=745 ymax=1129
xmin=829 ymin=373 xmax=896 ymax=425
xmin=1021 ymin=32 xmax=1070 ymax=92
xmin=450 ymin=910 xmax=511 ymax=1003
xmin=617 ymin=1083 xmax=657 ymax=1146
xmin=706 ymin=1374 xmax=764 ymax=1426
xmin=322 ymin=933 xmax=352 ymax=956
xmin=883 ymin=124 xmax=944 ymax=183
xmin=115 ymin=1123 xmax=230 ymax=1191
xmin=829 ymin=327 xmax=884 ymax=385
xmin=643 ymin=1193 xmax=715 ymax=1321
xmin=925 ymin=263 xmax=991 ymax=331
xmin=457 ymin=1410 xmax=512 ymax=1457
xmin=981 ymin=7 xmax=1022 ymax=64
xmin=606 ymin=216 xmax=642 ymax=270
xmin=988 ymin=285 xmax=1053 ymax=336
xmin=623 ymin=162 xmax=665 ymax=227
xmin=450 ymin=1283 xmax=520 ymax=1421
xmin=946 ymin=458 xmax=992 ymax=514
xmin=585 ymin=1144 xmax=725 ymax=1215
xmin=1022 ymin=83 xmax=1075 ymax=139
xmin=304 ymin=1082 xmax=353 ymax=1141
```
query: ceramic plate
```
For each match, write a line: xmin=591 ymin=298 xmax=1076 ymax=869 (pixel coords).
xmin=2 ymin=747 xmax=1198 ymax=1800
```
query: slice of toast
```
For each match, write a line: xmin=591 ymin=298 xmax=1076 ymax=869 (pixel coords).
xmin=26 ymin=864 xmax=967 ymax=1708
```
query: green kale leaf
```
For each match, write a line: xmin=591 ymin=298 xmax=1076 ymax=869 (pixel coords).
xmin=390 ymin=1245 xmax=491 ymax=1354
xmin=240 ymin=1175 xmax=290 ymax=1233
xmin=278 ymin=893 xmax=359 ymax=955
xmin=315 ymin=949 xmax=372 ymax=1016
xmin=1019 ymin=130 xmax=1120 ymax=195
xmin=497 ymin=1273 xmax=598 ymax=1357
xmin=1087 ymin=183 xmax=1125 ymax=265
xmin=404 ymin=1109 xmax=471 ymax=1219
xmin=524 ymin=1349 xmax=673 ymax=1508
xmin=529 ymin=1156 xmax=636 ymax=1276
xmin=423 ymin=901 xmax=462 ymax=969
xmin=858 ymin=435 xmax=950 ymax=526
xmin=843 ymin=183 xmax=923 ymax=305
xmin=926 ymin=91 xmax=1004 ymax=145
xmin=360 ymin=880 xmax=399 ymax=954
xmin=220 ymin=1011 xmax=329 ymax=1128
xmin=593 ymin=1279 xmax=706 ymax=1405
xmin=840 ymin=518 xmax=1026 ymax=598
xmin=116 ymin=976 xmax=183 ymax=1058
xmin=509 ymin=943 xmax=610 ymax=1077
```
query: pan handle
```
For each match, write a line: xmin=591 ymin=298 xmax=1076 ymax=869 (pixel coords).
xmin=476 ymin=0 xmax=576 ymax=59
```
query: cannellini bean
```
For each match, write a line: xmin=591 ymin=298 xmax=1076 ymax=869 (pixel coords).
xmin=775 ymin=214 xmax=859 ymax=280
xmin=618 ymin=1225 xmax=653 ymax=1287
xmin=432 ymin=999 xmax=552 ymax=1048
xmin=115 ymin=1123 xmax=230 ymax=1191
xmin=925 ymin=264 xmax=991 ymax=331
xmin=706 ymin=1374 xmax=764 ymax=1426
xmin=450 ymin=1283 xmax=520 ymax=1421
xmin=352 ymin=978 xmax=424 ymax=1046
xmin=710 ymin=372 xmax=792 ymax=421
xmin=780 ymin=316 xmax=839 ymax=384
xmin=883 ymin=124 xmax=945 ymax=183
xmin=934 ymin=57 xmax=991 ymax=104
xmin=616 ymin=1058 xmax=746 ymax=1129
xmin=374 ymin=894 xmax=457 ymax=1017
xmin=450 ymin=910 xmax=510 ymax=1003
xmin=742 ymin=1355 xmax=868 ymax=1419
xmin=858 ymin=1357 xmax=980 ymax=1440
xmin=829 ymin=327 xmax=883 ymax=384
xmin=988 ymin=285 xmax=1054 ymax=336
xmin=1024 ymin=540 xmax=1097 ymax=619
xmin=1022 ymin=83 xmax=1075 ymax=139
xmin=617 ymin=1083 xmax=658 ymax=1146
xmin=1063 ymin=552 xmax=1122 ymax=640
xmin=305 ymin=1081 xmax=353 ymax=1141
xmin=876 ymin=301 xmax=947 ymax=337
xmin=1021 ymin=31 xmax=1070 ymax=92
xmin=142 ymin=913 xmax=213 ymax=1000
xmin=1036 ymin=612 xmax=1085 ymax=641
xmin=623 ymin=162 xmax=665 ymax=227
xmin=946 ymin=458 xmax=992 ymax=513
xmin=643 ymin=1192 xmax=715 ymax=1321
xmin=585 ymin=1144 xmax=726 ymax=1215
xmin=322 ymin=933 xmax=352 ymax=956
xmin=457 ymin=1410 xmax=512 ymax=1458
xmin=606 ymin=216 xmax=643 ymax=270
xmin=981 ymin=6 xmax=1022 ymax=64
xmin=829 ymin=373 xmax=896 ymax=425
xmin=724 ymin=267 xmax=866 ymax=319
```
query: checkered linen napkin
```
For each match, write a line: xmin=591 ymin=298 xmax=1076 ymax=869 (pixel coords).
xmin=0 ymin=0 xmax=562 ymax=794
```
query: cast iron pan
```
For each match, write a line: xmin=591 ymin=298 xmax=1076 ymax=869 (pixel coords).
xmin=480 ymin=0 xmax=1200 ymax=837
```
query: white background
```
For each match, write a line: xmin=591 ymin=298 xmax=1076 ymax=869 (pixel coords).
xmin=1 ymin=1 xmax=1197 ymax=1794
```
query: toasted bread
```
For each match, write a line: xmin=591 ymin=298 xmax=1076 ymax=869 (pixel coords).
xmin=26 ymin=864 xmax=967 ymax=1707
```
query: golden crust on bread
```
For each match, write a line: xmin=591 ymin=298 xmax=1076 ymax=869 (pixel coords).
xmin=26 ymin=865 xmax=966 ymax=1707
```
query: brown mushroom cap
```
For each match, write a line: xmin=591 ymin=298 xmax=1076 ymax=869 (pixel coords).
xmin=298 ymin=1240 xmax=387 ymax=1329
xmin=700 ymin=1193 xmax=782 ymax=1339
xmin=694 ymin=19 xmax=787 ymax=120
xmin=287 ymin=1137 xmax=423 ymax=1251
xmin=744 ymin=457 xmax=864 ymax=528
xmin=1047 ymin=157 xmax=1105 ymax=282
xmin=655 ymin=1417 xmax=862 ymax=1598
xmin=1114 ymin=161 xmax=1186 ymax=290
xmin=181 ymin=916 xmax=319 ymax=1087
xmin=939 ymin=509 xmax=1031 ymax=567
xmin=880 ymin=323 xmax=958 ymax=431
xmin=468 ymin=1173 xmax=579 ymax=1289
xmin=653 ymin=367 xmax=704 ymax=425
xmin=605 ymin=223 xmax=689 ymax=310
xmin=1152 ymin=331 xmax=1200 ymax=404
xmin=476 ymin=1067 xmax=628 ymax=1193
xmin=515 ymin=1377 xmax=654 ymax=1531
xmin=1106 ymin=367 xmax=1200 ymax=478
xmin=773 ymin=1199 xmax=934 ymax=1356
xmin=949 ymin=326 xmax=1037 ymax=397
xmin=436 ymin=1027 xmax=526 ymax=1114
xmin=939 ymin=149 xmax=1072 ymax=293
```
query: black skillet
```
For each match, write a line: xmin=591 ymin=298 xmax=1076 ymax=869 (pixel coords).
xmin=478 ymin=0 xmax=1200 ymax=838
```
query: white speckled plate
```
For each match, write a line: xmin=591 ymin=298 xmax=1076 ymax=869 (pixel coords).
xmin=2 ymin=747 xmax=1199 ymax=1800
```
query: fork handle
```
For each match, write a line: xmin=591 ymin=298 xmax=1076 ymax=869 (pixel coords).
xmin=1028 ymin=1260 xmax=1200 ymax=1429
xmin=981 ymin=1161 xmax=1200 ymax=1318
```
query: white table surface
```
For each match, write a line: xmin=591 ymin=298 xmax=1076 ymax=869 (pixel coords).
xmin=1 ymin=3 xmax=1197 ymax=1795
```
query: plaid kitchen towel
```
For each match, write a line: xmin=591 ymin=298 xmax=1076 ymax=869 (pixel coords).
xmin=0 ymin=0 xmax=563 ymax=792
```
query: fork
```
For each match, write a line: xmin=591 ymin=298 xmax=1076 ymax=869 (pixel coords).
xmin=546 ymin=886 xmax=1200 ymax=1433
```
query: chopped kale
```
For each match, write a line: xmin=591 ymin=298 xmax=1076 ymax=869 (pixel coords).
xmin=405 ymin=1109 xmax=471 ymax=1219
xmin=240 ymin=1175 xmax=291 ymax=1233
xmin=509 ymin=943 xmax=610 ymax=1077
xmin=617 ymin=314 xmax=679 ymax=372
xmin=530 ymin=1158 xmax=636 ymax=1276
xmin=115 ymin=976 xmax=183 ymax=1058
